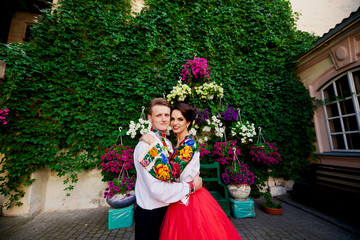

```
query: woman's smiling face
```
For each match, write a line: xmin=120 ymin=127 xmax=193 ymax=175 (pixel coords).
xmin=171 ymin=110 xmax=189 ymax=135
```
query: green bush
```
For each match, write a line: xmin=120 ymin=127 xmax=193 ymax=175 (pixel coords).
xmin=0 ymin=0 xmax=317 ymax=209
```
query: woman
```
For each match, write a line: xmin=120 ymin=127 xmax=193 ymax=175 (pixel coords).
xmin=142 ymin=103 xmax=242 ymax=240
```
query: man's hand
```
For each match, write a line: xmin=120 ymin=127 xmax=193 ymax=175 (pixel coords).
xmin=140 ymin=133 xmax=156 ymax=145
xmin=193 ymin=172 xmax=202 ymax=191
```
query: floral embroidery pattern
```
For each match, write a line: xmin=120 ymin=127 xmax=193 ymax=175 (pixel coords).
xmin=171 ymin=162 xmax=181 ymax=178
xmin=179 ymin=146 xmax=193 ymax=162
xmin=150 ymin=147 xmax=158 ymax=157
xmin=155 ymin=164 xmax=170 ymax=180
xmin=139 ymin=143 xmax=164 ymax=168
xmin=161 ymin=153 xmax=168 ymax=164
xmin=139 ymin=136 xmax=198 ymax=181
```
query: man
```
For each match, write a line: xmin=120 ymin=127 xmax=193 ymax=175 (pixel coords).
xmin=134 ymin=98 xmax=202 ymax=240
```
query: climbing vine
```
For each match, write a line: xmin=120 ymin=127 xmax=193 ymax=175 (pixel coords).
xmin=0 ymin=0 xmax=317 ymax=209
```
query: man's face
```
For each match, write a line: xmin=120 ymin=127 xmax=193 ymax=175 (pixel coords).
xmin=148 ymin=105 xmax=170 ymax=132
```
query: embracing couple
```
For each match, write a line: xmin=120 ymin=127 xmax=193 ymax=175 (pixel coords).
xmin=134 ymin=98 xmax=242 ymax=240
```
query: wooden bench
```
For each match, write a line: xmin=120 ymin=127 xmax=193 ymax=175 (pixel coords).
xmin=200 ymin=162 xmax=230 ymax=216
xmin=292 ymin=163 xmax=360 ymax=215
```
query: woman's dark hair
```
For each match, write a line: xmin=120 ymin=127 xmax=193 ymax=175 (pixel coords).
xmin=171 ymin=103 xmax=196 ymax=130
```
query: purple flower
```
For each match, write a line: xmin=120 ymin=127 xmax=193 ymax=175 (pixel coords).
xmin=249 ymin=142 xmax=282 ymax=165
xmin=213 ymin=140 xmax=241 ymax=165
xmin=219 ymin=106 xmax=238 ymax=122
xmin=194 ymin=107 xmax=211 ymax=123
xmin=180 ymin=56 xmax=211 ymax=83
xmin=221 ymin=161 xmax=255 ymax=186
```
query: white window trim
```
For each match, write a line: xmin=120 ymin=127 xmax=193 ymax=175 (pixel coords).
xmin=321 ymin=68 xmax=360 ymax=152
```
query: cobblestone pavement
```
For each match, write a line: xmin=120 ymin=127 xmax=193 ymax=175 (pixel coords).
xmin=1 ymin=193 xmax=359 ymax=240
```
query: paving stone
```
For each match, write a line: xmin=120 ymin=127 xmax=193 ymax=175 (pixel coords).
xmin=1 ymin=194 xmax=360 ymax=240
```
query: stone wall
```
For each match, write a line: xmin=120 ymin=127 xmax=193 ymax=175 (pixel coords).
xmin=260 ymin=177 xmax=294 ymax=197
xmin=1 ymin=168 xmax=108 ymax=217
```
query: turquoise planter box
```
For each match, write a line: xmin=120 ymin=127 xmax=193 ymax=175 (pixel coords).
xmin=108 ymin=204 xmax=135 ymax=230
xmin=229 ymin=198 xmax=255 ymax=218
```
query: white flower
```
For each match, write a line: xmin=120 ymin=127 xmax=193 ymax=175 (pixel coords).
xmin=194 ymin=81 xmax=224 ymax=99
xmin=189 ymin=128 xmax=197 ymax=136
xmin=231 ymin=120 xmax=256 ymax=144
xmin=126 ymin=118 xmax=151 ymax=139
xmin=203 ymin=126 xmax=211 ymax=132
xmin=166 ymin=80 xmax=192 ymax=104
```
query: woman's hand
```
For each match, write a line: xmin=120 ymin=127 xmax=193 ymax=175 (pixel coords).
xmin=193 ymin=172 xmax=202 ymax=191
xmin=140 ymin=133 xmax=156 ymax=145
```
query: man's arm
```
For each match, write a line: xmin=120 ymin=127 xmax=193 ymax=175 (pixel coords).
xmin=135 ymin=141 xmax=201 ymax=204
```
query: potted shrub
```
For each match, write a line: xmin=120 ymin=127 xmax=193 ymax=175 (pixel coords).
xmin=261 ymin=191 xmax=283 ymax=215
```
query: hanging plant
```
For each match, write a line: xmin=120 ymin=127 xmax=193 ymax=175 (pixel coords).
xmin=248 ymin=128 xmax=282 ymax=165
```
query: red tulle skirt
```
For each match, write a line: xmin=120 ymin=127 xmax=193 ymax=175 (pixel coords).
xmin=159 ymin=187 xmax=242 ymax=240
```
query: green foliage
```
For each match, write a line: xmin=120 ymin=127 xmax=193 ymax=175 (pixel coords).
xmin=262 ymin=191 xmax=282 ymax=209
xmin=0 ymin=0 xmax=317 ymax=208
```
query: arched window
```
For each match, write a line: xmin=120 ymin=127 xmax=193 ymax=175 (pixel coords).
xmin=320 ymin=68 xmax=360 ymax=152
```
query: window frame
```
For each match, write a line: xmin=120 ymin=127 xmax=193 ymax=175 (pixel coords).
xmin=320 ymin=68 xmax=360 ymax=152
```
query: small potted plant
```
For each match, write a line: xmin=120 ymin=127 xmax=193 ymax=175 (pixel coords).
xmin=261 ymin=191 xmax=283 ymax=215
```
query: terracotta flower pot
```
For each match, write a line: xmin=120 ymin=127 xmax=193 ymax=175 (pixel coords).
xmin=262 ymin=203 xmax=283 ymax=215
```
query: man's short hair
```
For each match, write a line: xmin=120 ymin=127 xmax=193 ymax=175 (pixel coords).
xmin=148 ymin=98 xmax=171 ymax=115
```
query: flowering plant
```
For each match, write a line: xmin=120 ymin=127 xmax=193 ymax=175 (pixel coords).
xmin=199 ymin=143 xmax=213 ymax=164
xmin=230 ymin=120 xmax=256 ymax=144
xmin=103 ymin=175 xmax=135 ymax=198
xmin=212 ymin=140 xmax=241 ymax=165
xmin=100 ymin=144 xmax=136 ymax=199
xmin=126 ymin=118 xmax=151 ymax=139
xmin=262 ymin=191 xmax=282 ymax=209
xmin=194 ymin=107 xmax=211 ymax=123
xmin=205 ymin=115 xmax=225 ymax=138
xmin=221 ymin=160 xmax=255 ymax=186
xmin=0 ymin=109 xmax=9 ymax=125
xmin=99 ymin=144 xmax=135 ymax=181
xmin=194 ymin=81 xmax=223 ymax=100
xmin=249 ymin=142 xmax=282 ymax=165
xmin=167 ymin=80 xmax=192 ymax=104
xmin=180 ymin=55 xmax=211 ymax=83
xmin=219 ymin=105 xmax=238 ymax=122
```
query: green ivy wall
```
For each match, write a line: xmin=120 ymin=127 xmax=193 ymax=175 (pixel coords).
xmin=0 ymin=0 xmax=317 ymax=208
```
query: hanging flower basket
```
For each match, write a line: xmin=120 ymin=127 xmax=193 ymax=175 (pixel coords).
xmin=106 ymin=190 xmax=136 ymax=209
xmin=100 ymin=138 xmax=137 ymax=209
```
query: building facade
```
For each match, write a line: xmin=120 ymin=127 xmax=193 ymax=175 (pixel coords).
xmin=296 ymin=8 xmax=360 ymax=168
